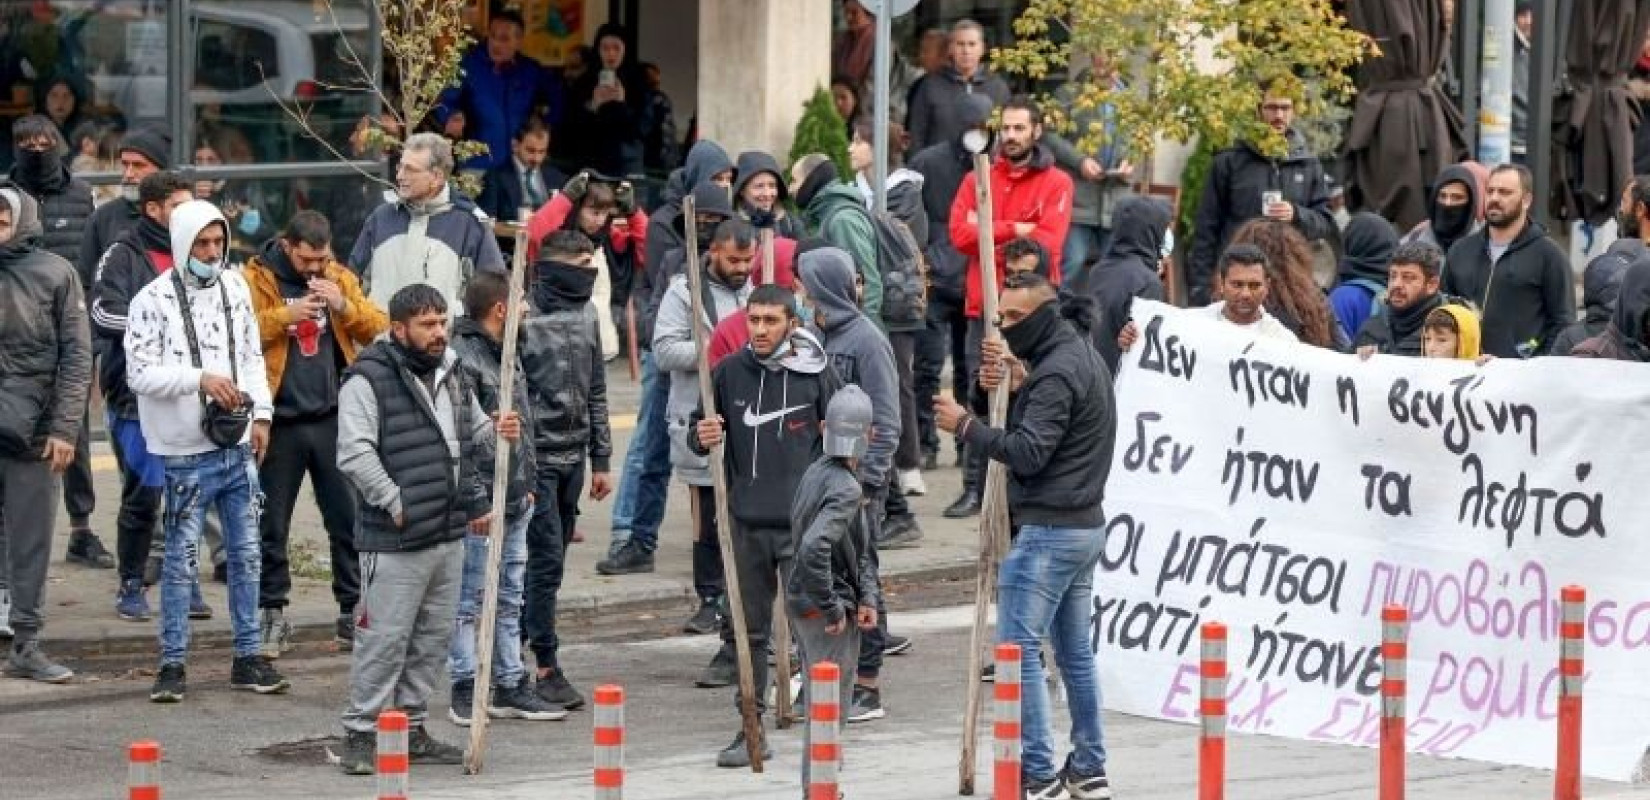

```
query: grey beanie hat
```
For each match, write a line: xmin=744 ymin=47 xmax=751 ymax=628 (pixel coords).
xmin=823 ymin=385 xmax=873 ymax=459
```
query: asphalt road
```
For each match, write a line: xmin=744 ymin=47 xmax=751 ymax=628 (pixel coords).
xmin=4 ymin=603 xmax=1647 ymax=800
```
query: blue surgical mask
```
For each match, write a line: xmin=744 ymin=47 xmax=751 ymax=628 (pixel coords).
xmin=238 ymin=208 xmax=261 ymax=235
xmin=187 ymin=257 xmax=223 ymax=282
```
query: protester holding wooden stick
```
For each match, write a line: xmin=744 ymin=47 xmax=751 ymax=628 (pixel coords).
xmin=689 ymin=283 xmax=840 ymax=764
xmin=656 ymin=199 xmax=764 ymax=769
xmin=935 ymin=272 xmax=1118 ymax=800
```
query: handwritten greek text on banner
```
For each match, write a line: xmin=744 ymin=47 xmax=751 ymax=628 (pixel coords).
xmin=1098 ymin=299 xmax=1650 ymax=780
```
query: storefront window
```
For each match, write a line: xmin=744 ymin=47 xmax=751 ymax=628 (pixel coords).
xmin=187 ymin=172 xmax=385 ymax=269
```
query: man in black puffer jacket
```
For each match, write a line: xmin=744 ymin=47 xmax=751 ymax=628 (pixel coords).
xmin=0 ymin=183 xmax=91 ymax=683
xmin=334 ymin=283 xmax=508 ymax=775
xmin=8 ymin=115 xmax=100 ymax=565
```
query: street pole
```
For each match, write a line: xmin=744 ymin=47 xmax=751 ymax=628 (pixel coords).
xmin=872 ymin=0 xmax=891 ymax=216
xmin=1477 ymin=0 xmax=1515 ymax=165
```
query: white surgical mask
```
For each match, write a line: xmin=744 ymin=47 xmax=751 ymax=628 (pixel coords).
xmin=962 ymin=129 xmax=990 ymax=155
xmin=1161 ymin=228 xmax=1176 ymax=260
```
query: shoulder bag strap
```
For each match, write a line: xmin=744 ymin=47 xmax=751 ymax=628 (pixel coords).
xmin=171 ymin=270 xmax=207 ymax=406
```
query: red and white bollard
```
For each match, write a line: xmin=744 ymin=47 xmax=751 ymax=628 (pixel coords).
xmin=594 ymin=685 xmax=625 ymax=799
xmin=992 ymin=643 xmax=1023 ymax=800
xmin=808 ymin=661 xmax=841 ymax=800
xmin=377 ymin=709 xmax=409 ymax=800
xmin=128 ymin=740 xmax=161 ymax=800
xmin=1555 ymin=586 xmax=1586 ymax=800
xmin=1199 ymin=622 xmax=1227 ymax=800
xmin=1380 ymin=605 xmax=1409 ymax=800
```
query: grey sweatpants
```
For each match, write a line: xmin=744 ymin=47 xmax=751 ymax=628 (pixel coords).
xmin=794 ymin=609 xmax=860 ymax=790
xmin=0 ymin=455 xmax=58 ymax=639
xmin=341 ymin=539 xmax=463 ymax=733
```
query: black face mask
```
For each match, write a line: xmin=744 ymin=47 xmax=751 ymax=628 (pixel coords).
xmin=534 ymin=259 xmax=598 ymax=307
xmin=1001 ymin=301 xmax=1059 ymax=361
xmin=395 ymin=337 xmax=444 ymax=376
xmin=15 ymin=148 xmax=60 ymax=183
xmin=1433 ymin=201 xmax=1473 ymax=242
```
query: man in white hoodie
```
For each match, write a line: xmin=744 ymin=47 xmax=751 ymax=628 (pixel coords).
xmin=124 ymin=199 xmax=288 ymax=702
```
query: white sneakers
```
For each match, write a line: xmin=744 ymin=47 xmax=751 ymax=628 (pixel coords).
xmin=899 ymin=469 xmax=927 ymax=496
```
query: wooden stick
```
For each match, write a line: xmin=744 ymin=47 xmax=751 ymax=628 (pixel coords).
xmin=464 ymin=226 xmax=531 ymax=775
xmin=959 ymin=152 xmax=1011 ymax=795
xmin=626 ymin=295 xmax=640 ymax=381
xmin=760 ymin=227 xmax=776 ymax=286
xmin=683 ymin=195 xmax=766 ymax=772
xmin=773 ymin=594 xmax=795 ymax=728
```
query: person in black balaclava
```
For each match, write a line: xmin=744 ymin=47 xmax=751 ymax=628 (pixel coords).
xmin=1328 ymin=212 xmax=1399 ymax=341
xmin=1401 ymin=161 xmax=1487 ymax=260
xmin=518 ymin=229 xmax=613 ymax=712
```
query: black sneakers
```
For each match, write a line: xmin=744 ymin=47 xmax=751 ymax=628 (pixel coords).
xmin=877 ymin=514 xmax=925 ymax=549
xmin=230 ymin=655 xmax=290 ymax=694
xmin=683 ymin=598 xmax=722 ymax=634
xmin=407 ymin=726 xmax=464 ymax=765
xmin=1025 ymin=774 xmax=1071 ymax=799
xmin=65 ymin=529 xmax=114 ymax=569
xmin=943 ymin=490 xmax=982 ymax=518
xmin=1064 ymin=767 xmax=1112 ymax=800
xmin=149 ymin=663 xmax=186 ymax=703
xmin=337 ymin=730 xmax=375 ymax=776
xmin=492 ymin=681 xmax=570 ymax=720
xmin=534 ymin=669 xmax=587 ymax=710
xmin=715 ymin=726 xmax=772 ymax=768
xmin=882 ymin=634 xmax=914 ymax=656
xmin=696 ymin=643 xmax=737 ymax=688
xmin=449 ymin=678 xmax=475 ymax=726
xmin=846 ymin=685 xmax=885 ymax=723
xmin=596 ymin=541 xmax=656 ymax=575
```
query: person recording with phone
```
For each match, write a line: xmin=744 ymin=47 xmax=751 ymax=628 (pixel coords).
xmin=244 ymin=211 xmax=388 ymax=659
xmin=1186 ymin=80 xmax=1334 ymax=306
xmin=563 ymin=23 xmax=661 ymax=178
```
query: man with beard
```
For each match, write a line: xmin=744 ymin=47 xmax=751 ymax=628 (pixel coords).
xmin=1401 ymin=162 xmax=1488 ymax=260
xmin=1552 ymin=176 xmax=1648 ymax=356
xmin=1187 ymin=84 xmax=1334 ymax=306
xmin=1354 ymin=242 xmax=1450 ymax=357
xmin=943 ymin=96 xmax=1073 ymax=519
xmin=655 ymin=219 xmax=754 ymax=678
xmin=1441 ymin=164 xmax=1574 ymax=358
xmin=688 ymin=284 xmax=839 ymax=766
xmin=245 ymin=211 xmax=387 ymax=656
xmin=8 ymin=115 xmax=101 ymax=571
xmin=518 ymin=230 xmax=613 ymax=712
xmin=334 ymin=284 xmax=518 ymax=775
xmin=932 ymin=273 xmax=1117 ymax=800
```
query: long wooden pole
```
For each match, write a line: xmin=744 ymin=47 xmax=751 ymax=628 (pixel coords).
xmin=959 ymin=152 xmax=1012 ymax=795
xmin=760 ymin=226 xmax=776 ymax=286
xmin=464 ymin=227 xmax=531 ymax=775
xmin=683 ymin=195 xmax=766 ymax=772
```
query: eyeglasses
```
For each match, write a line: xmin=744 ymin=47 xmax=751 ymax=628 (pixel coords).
xmin=1261 ymin=103 xmax=1294 ymax=114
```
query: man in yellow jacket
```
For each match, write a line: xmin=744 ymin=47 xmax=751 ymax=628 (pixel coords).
xmin=244 ymin=210 xmax=388 ymax=657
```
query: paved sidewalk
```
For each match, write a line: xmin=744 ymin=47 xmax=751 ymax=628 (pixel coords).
xmin=32 ymin=368 xmax=982 ymax=659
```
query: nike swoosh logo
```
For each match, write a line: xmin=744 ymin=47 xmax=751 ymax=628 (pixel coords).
xmin=744 ymin=404 xmax=808 ymax=428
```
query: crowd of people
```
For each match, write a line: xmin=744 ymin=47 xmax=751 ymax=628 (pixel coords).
xmin=5 ymin=3 xmax=1650 ymax=800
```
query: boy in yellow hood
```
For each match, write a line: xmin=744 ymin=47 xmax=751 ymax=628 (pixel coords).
xmin=1422 ymin=304 xmax=1488 ymax=361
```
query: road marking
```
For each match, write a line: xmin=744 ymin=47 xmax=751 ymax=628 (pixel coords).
xmin=90 ymin=413 xmax=638 ymax=473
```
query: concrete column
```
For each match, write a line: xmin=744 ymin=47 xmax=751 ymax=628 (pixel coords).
xmin=697 ymin=0 xmax=831 ymax=161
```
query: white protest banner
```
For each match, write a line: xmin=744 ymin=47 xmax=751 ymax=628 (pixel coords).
xmin=1098 ymin=299 xmax=1650 ymax=780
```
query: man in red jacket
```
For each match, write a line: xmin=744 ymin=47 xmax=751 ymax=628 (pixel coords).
xmin=943 ymin=96 xmax=1073 ymax=518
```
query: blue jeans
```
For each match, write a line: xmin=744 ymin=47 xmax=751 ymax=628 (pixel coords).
xmin=998 ymin=523 xmax=1107 ymax=781
xmin=449 ymin=506 xmax=531 ymax=688
xmin=1062 ymin=223 xmax=1112 ymax=289
xmin=159 ymin=445 xmax=262 ymax=664
xmin=609 ymin=352 xmax=671 ymax=553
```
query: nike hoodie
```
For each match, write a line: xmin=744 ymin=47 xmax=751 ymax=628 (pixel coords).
xmin=689 ymin=328 xmax=840 ymax=528
xmin=124 ymin=200 xmax=273 ymax=456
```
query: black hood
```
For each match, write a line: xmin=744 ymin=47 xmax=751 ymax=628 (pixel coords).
xmin=1582 ymin=238 xmax=1640 ymax=319
xmin=953 ymin=93 xmax=994 ymax=150
xmin=260 ymin=237 xmax=307 ymax=290
xmin=1426 ymin=164 xmax=1483 ymax=248
xmin=1105 ymin=196 xmax=1171 ymax=268
xmin=1611 ymin=258 xmax=1650 ymax=349
xmin=673 ymin=180 xmax=735 ymax=238
xmin=794 ymin=159 xmax=840 ymax=210
xmin=1338 ymin=212 xmax=1399 ymax=284
xmin=662 ymin=139 xmax=734 ymax=206
xmin=733 ymin=151 xmax=787 ymax=205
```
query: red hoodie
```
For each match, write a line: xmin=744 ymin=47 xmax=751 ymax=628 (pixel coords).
xmin=948 ymin=147 xmax=1074 ymax=318
xmin=526 ymin=192 xmax=649 ymax=263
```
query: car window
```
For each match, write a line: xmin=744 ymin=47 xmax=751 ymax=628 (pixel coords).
xmin=196 ymin=19 xmax=279 ymax=91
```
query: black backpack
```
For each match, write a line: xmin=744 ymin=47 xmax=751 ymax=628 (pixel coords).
xmin=831 ymin=205 xmax=927 ymax=326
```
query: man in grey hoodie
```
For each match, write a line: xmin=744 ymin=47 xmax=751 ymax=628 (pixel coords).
xmin=796 ymin=244 xmax=902 ymax=723
xmin=653 ymin=217 xmax=754 ymax=683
